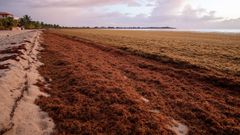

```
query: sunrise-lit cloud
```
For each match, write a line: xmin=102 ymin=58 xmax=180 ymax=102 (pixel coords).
xmin=0 ymin=0 xmax=239 ymax=28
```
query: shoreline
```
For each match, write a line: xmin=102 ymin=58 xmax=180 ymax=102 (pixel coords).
xmin=104 ymin=28 xmax=240 ymax=34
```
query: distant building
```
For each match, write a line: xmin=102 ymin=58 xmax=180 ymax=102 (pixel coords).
xmin=0 ymin=12 xmax=14 ymax=19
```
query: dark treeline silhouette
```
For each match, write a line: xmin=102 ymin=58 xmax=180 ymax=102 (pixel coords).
xmin=0 ymin=15 xmax=60 ymax=30
xmin=0 ymin=14 xmax=175 ymax=30
xmin=19 ymin=15 xmax=60 ymax=29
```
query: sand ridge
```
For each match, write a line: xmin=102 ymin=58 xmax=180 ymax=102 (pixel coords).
xmin=0 ymin=30 xmax=54 ymax=135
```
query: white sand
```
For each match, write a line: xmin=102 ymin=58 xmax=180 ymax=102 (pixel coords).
xmin=0 ymin=30 xmax=54 ymax=135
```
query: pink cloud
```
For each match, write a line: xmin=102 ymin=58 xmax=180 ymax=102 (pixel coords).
xmin=26 ymin=0 xmax=141 ymax=7
xmin=151 ymin=0 xmax=186 ymax=16
xmin=0 ymin=0 xmax=239 ymax=28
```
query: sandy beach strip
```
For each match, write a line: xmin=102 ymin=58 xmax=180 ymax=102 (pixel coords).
xmin=0 ymin=30 xmax=54 ymax=135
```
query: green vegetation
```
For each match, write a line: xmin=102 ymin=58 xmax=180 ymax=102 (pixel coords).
xmin=0 ymin=17 xmax=18 ymax=30
xmin=19 ymin=15 xmax=60 ymax=29
xmin=0 ymin=15 xmax=60 ymax=30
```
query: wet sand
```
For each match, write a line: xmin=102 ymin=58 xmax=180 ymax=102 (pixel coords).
xmin=36 ymin=31 xmax=240 ymax=134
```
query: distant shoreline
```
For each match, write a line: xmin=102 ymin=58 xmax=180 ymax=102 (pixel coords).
xmin=64 ymin=26 xmax=176 ymax=29
xmin=104 ymin=28 xmax=240 ymax=34
xmin=60 ymin=27 xmax=240 ymax=33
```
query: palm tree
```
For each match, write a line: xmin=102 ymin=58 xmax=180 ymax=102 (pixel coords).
xmin=19 ymin=15 xmax=32 ymax=27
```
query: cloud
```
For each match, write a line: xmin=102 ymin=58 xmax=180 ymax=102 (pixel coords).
xmin=144 ymin=1 xmax=239 ymax=29
xmin=0 ymin=0 xmax=239 ymax=28
xmin=151 ymin=0 xmax=186 ymax=16
xmin=211 ymin=18 xmax=240 ymax=29
xmin=1 ymin=0 xmax=141 ymax=8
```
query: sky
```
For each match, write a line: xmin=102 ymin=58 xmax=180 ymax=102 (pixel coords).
xmin=0 ymin=0 xmax=240 ymax=29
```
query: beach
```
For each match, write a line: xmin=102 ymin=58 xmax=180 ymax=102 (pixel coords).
xmin=0 ymin=30 xmax=54 ymax=135
xmin=37 ymin=30 xmax=239 ymax=134
xmin=0 ymin=29 xmax=239 ymax=135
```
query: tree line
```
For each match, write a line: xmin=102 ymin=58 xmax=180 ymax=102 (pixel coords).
xmin=0 ymin=15 xmax=60 ymax=30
